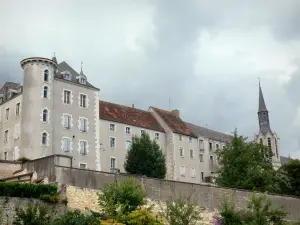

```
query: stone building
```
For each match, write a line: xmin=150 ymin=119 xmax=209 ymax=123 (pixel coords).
xmin=3 ymin=55 xmax=286 ymax=184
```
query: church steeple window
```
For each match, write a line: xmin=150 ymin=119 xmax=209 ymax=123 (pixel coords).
xmin=275 ymin=138 xmax=279 ymax=158
xmin=267 ymin=138 xmax=271 ymax=148
xmin=259 ymin=139 xmax=263 ymax=144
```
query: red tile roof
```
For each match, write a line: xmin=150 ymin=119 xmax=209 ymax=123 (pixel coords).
xmin=150 ymin=107 xmax=197 ymax=137
xmin=99 ymin=101 xmax=165 ymax=132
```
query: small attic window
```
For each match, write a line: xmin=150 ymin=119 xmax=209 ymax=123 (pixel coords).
xmin=65 ymin=73 xmax=71 ymax=81
xmin=80 ymin=77 xmax=86 ymax=85
xmin=8 ymin=92 xmax=12 ymax=99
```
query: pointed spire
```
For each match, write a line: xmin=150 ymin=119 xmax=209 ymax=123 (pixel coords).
xmin=52 ymin=52 xmax=57 ymax=64
xmin=80 ymin=61 xmax=84 ymax=75
xmin=258 ymin=78 xmax=268 ymax=112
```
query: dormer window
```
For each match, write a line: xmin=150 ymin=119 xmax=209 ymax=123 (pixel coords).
xmin=65 ymin=73 xmax=71 ymax=81
xmin=80 ymin=78 xmax=86 ymax=85
xmin=8 ymin=92 xmax=12 ymax=99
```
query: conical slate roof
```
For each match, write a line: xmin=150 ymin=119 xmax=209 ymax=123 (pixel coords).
xmin=258 ymin=82 xmax=268 ymax=112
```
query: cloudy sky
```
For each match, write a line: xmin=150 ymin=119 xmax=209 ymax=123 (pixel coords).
xmin=1 ymin=0 xmax=300 ymax=157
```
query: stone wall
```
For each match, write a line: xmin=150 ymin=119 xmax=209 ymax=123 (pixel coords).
xmin=0 ymin=160 xmax=21 ymax=179
xmin=56 ymin=166 xmax=300 ymax=220
xmin=0 ymin=197 xmax=66 ymax=225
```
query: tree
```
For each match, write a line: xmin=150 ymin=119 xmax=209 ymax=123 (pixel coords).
xmin=280 ymin=159 xmax=300 ymax=196
xmin=216 ymin=130 xmax=278 ymax=192
xmin=98 ymin=177 xmax=146 ymax=221
xmin=124 ymin=133 xmax=166 ymax=179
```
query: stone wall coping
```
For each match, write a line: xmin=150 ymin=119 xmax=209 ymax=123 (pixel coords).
xmin=0 ymin=160 xmax=21 ymax=164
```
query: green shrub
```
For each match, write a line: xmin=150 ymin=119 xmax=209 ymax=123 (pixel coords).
xmin=40 ymin=194 xmax=60 ymax=204
xmin=0 ymin=182 xmax=57 ymax=198
xmin=127 ymin=208 xmax=163 ymax=225
xmin=50 ymin=210 xmax=99 ymax=225
xmin=13 ymin=203 xmax=51 ymax=225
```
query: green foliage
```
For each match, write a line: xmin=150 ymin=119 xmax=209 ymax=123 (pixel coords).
xmin=50 ymin=210 xmax=99 ymax=225
xmin=124 ymin=133 xmax=166 ymax=179
xmin=280 ymin=159 xmax=300 ymax=196
xmin=216 ymin=130 xmax=279 ymax=192
xmin=160 ymin=195 xmax=203 ymax=225
xmin=40 ymin=194 xmax=60 ymax=204
xmin=17 ymin=157 xmax=30 ymax=163
xmin=13 ymin=203 xmax=51 ymax=225
xmin=127 ymin=208 xmax=163 ymax=225
xmin=98 ymin=177 xmax=146 ymax=220
xmin=0 ymin=182 xmax=57 ymax=198
xmin=219 ymin=194 xmax=288 ymax=225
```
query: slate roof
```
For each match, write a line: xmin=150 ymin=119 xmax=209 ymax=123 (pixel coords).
xmin=100 ymin=101 xmax=165 ymax=132
xmin=150 ymin=107 xmax=197 ymax=137
xmin=56 ymin=61 xmax=99 ymax=90
xmin=0 ymin=82 xmax=22 ymax=105
xmin=258 ymin=82 xmax=268 ymax=112
xmin=185 ymin=122 xmax=233 ymax=142
xmin=280 ymin=156 xmax=292 ymax=165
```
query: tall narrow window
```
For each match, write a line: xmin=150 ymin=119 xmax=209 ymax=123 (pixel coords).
xmin=216 ymin=144 xmax=219 ymax=150
xmin=80 ymin=94 xmax=87 ymax=108
xmin=80 ymin=141 xmax=87 ymax=155
xmin=190 ymin=167 xmax=196 ymax=177
xmin=110 ymin=158 xmax=116 ymax=169
xmin=199 ymin=154 xmax=203 ymax=162
xmin=79 ymin=118 xmax=87 ymax=132
xmin=260 ymin=138 xmax=263 ymax=144
xmin=3 ymin=152 xmax=7 ymax=160
xmin=179 ymin=147 xmax=184 ymax=157
xmin=65 ymin=73 xmax=71 ymax=81
xmin=268 ymin=138 xmax=271 ymax=148
xmin=63 ymin=138 xmax=71 ymax=152
xmin=189 ymin=137 xmax=192 ymax=143
xmin=110 ymin=137 xmax=116 ymax=148
xmin=64 ymin=90 xmax=71 ymax=104
xmin=125 ymin=127 xmax=131 ymax=135
xmin=199 ymin=139 xmax=204 ymax=150
xmin=201 ymin=172 xmax=204 ymax=182
xmin=4 ymin=130 xmax=8 ymax=143
xmin=155 ymin=133 xmax=159 ymax=140
xmin=125 ymin=140 xmax=132 ymax=151
xmin=5 ymin=108 xmax=9 ymax=120
xmin=209 ymin=142 xmax=213 ymax=151
xmin=64 ymin=115 xmax=71 ymax=129
xmin=275 ymin=138 xmax=279 ymax=158
xmin=44 ymin=70 xmax=49 ymax=82
xmin=210 ymin=155 xmax=213 ymax=165
xmin=16 ymin=103 xmax=20 ymax=116
xmin=190 ymin=149 xmax=194 ymax=158
xmin=43 ymin=86 xmax=48 ymax=98
xmin=180 ymin=166 xmax=185 ymax=175
xmin=43 ymin=109 xmax=48 ymax=122
xmin=42 ymin=132 xmax=47 ymax=145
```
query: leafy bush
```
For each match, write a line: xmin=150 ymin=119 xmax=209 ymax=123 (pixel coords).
xmin=0 ymin=182 xmax=57 ymax=198
xmin=40 ymin=194 xmax=60 ymax=204
xmin=160 ymin=195 xmax=203 ymax=225
xmin=50 ymin=210 xmax=99 ymax=225
xmin=100 ymin=219 xmax=125 ymax=225
xmin=127 ymin=208 xmax=163 ymax=225
xmin=13 ymin=203 xmax=51 ymax=225
xmin=17 ymin=157 xmax=30 ymax=163
xmin=98 ymin=177 xmax=146 ymax=220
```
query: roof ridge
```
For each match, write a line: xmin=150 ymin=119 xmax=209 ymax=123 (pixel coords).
xmin=185 ymin=121 xmax=232 ymax=136
xmin=150 ymin=106 xmax=171 ymax=114
xmin=100 ymin=100 xmax=150 ymax=113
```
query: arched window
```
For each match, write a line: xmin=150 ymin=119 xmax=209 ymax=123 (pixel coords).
xmin=260 ymin=139 xmax=263 ymax=144
xmin=42 ymin=132 xmax=47 ymax=145
xmin=275 ymin=138 xmax=279 ymax=158
xmin=43 ymin=109 xmax=48 ymax=122
xmin=267 ymin=138 xmax=271 ymax=148
xmin=44 ymin=70 xmax=49 ymax=82
xmin=43 ymin=86 xmax=48 ymax=98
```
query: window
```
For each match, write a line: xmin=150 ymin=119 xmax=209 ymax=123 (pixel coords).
xmin=190 ymin=167 xmax=196 ymax=177
xmin=125 ymin=127 xmax=131 ymax=135
xmin=5 ymin=108 xmax=9 ymax=120
xmin=65 ymin=73 xmax=71 ymax=81
xmin=190 ymin=149 xmax=194 ymax=158
xmin=155 ymin=133 xmax=159 ymax=140
xmin=110 ymin=137 xmax=116 ymax=148
xmin=110 ymin=124 xmax=115 ymax=131
xmin=268 ymin=138 xmax=271 ymax=148
xmin=4 ymin=130 xmax=8 ymax=143
xmin=64 ymin=90 xmax=71 ymax=104
xmin=42 ymin=132 xmax=47 ymax=145
xmin=110 ymin=157 xmax=116 ymax=169
xmin=210 ymin=155 xmax=213 ymax=164
xmin=200 ymin=154 xmax=203 ymax=162
xmin=14 ymin=125 xmax=20 ymax=139
xmin=260 ymin=139 xmax=263 ymax=144
xmin=179 ymin=135 xmax=182 ymax=141
xmin=180 ymin=165 xmax=185 ymax=175
xmin=79 ymin=118 xmax=88 ymax=132
xmin=275 ymin=138 xmax=279 ymax=158
xmin=44 ymin=70 xmax=49 ymax=82
xmin=80 ymin=141 xmax=87 ymax=155
xmin=179 ymin=147 xmax=184 ymax=157
xmin=216 ymin=144 xmax=219 ymax=150
xmin=201 ymin=172 xmax=204 ymax=181
xmin=3 ymin=152 xmax=7 ymax=160
xmin=43 ymin=86 xmax=48 ymax=98
xmin=79 ymin=163 xmax=87 ymax=169
xmin=63 ymin=138 xmax=71 ymax=152
xmin=80 ymin=94 xmax=87 ymax=108
xmin=189 ymin=137 xmax=192 ymax=143
xmin=63 ymin=114 xmax=71 ymax=129
xmin=125 ymin=140 xmax=132 ymax=151
xmin=209 ymin=142 xmax=212 ymax=151
xmin=80 ymin=78 xmax=86 ymax=84
xmin=141 ymin=130 xmax=145 ymax=135
xmin=199 ymin=139 xmax=204 ymax=149
xmin=43 ymin=109 xmax=48 ymax=122
xmin=16 ymin=103 xmax=20 ymax=116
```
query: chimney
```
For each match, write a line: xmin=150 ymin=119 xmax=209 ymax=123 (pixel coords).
xmin=171 ymin=109 xmax=180 ymax=118
xmin=132 ymin=104 xmax=134 ymax=108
